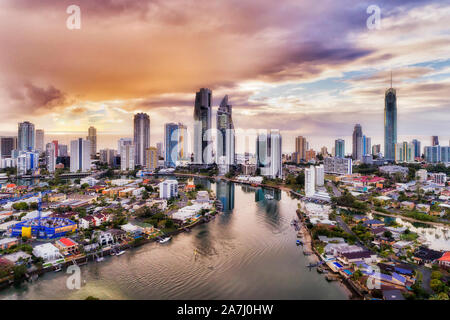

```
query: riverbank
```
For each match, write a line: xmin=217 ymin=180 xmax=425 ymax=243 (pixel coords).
xmin=295 ymin=209 xmax=363 ymax=300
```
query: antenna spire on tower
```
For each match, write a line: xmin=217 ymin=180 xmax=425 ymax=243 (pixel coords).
xmin=390 ymin=70 xmax=393 ymax=88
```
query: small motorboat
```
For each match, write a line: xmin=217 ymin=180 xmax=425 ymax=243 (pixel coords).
xmin=116 ymin=250 xmax=126 ymax=256
xmin=264 ymin=194 xmax=274 ymax=200
xmin=158 ymin=237 xmax=171 ymax=244
xmin=96 ymin=257 xmax=105 ymax=262
xmin=54 ymin=266 xmax=62 ymax=272
xmin=296 ymin=239 xmax=303 ymax=246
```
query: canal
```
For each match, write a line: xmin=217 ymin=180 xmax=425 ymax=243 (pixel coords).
xmin=0 ymin=180 xmax=349 ymax=300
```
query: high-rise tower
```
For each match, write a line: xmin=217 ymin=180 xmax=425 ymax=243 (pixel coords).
xmin=384 ymin=73 xmax=397 ymax=161
xmin=193 ymin=88 xmax=212 ymax=164
xmin=133 ymin=113 xmax=150 ymax=166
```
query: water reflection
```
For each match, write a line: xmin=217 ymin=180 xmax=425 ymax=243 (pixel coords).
xmin=216 ymin=181 xmax=235 ymax=213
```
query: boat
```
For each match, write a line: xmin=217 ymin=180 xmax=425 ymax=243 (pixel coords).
xmin=96 ymin=257 xmax=105 ymax=262
xmin=296 ymin=239 xmax=303 ymax=246
xmin=158 ymin=237 xmax=171 ymax=244
xmin=54 ymin=266 xmax=62 ymax=272
xmin=116 ymin=250 xmax=126 ymax=256
xmin=264 ymin=194 xmax=274 ymax=200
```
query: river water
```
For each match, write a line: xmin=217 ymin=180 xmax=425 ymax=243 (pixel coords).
xmin=0 ymin=180 xmax=349 ymax=300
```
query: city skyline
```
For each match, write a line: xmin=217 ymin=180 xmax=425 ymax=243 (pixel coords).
xmin=0 ymin=0 xmax=449 ymax=153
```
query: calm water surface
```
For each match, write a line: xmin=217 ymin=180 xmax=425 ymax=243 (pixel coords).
xmin=0 ymin=181 xmax=349 ymax=300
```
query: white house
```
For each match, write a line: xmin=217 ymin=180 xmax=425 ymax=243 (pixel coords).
xmin=33 ymin=243 xmax=63 ymax=262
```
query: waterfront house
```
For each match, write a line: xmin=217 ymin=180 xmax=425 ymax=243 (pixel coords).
xmin=107 ymin=229 xmax=128 ymax=243
xmin=33 ymin=243 xmax=63 ymax=262
xmin=55 ymin=238 xmax=79 ymax=256
xmin=0 ymin=237 xmax=19 ymax=250
xmin=364 ymin=272 xmax=407 ymax=289
xmin=95 ymin=231 xmax=115 ymax=246
xmin=338 ymin=250 xmax=378 ymax=264
xmin=3 ymin=251 xmax=32 ymax=265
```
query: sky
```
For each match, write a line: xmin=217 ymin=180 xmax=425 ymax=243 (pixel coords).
xmin=0 ymin=0 xmax=449 ymax=154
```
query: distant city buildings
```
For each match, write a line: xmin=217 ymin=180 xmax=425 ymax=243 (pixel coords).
xmin=146 ymin=147 xmax=158 ymax=171
xmin=45 ymin=142 xmax=56 ymax=173
xmin=87 ymin=126 xmax=97 ymax=158
xmin=58 ymin=143 xmax=68 ymax=157
xmin=305 ymin=149 xmax=316 ymax=162
xmin=324 ymin=157 xmax=352 ymax=175
xmin=193 ymin=88 xmax=213 ymax=164
xmin=412 ymin=139 xmax=421 ymax=158
xmin=363 ymin=136 xmax=371 ymax=156
xmin=431 ymin=172 xmax=447 ymax=186
xmin=315 ymin=164 xmax=324 ymax=187
xmin=379 ymin=165 xmax=408 ymax=177
xmin=100 ymin=149 xmax=117 ymax=166
xmin=0 ymin=136 xmax=17 ymax=158
xmin=416 ymin=169 xmax=427 ymax=182
xmin=395 ymin=141 xmax=415 ymax=163
xmin=295 ymin=136 xmax=307 ymax=163
xmin=164 ymin=123 xmax=188 ymax=168
xmin=156 ymin=142 xmax=163 ymax=159
xmin=35 ymin=129 xmax=44 ymax=153
xmin=384 ymin=83 xmax=397 ymax=161
xmin=431 ymin=136 xmax=439 ymax=146
xmin=424 ymin=145 xmax=450 ymax=164
xmin=70 ymin=138 xmax=91 ymax=172
xmin=120 ymin=144 xmax=135 ymax=171
xmin=133 ymin=113 xmax=150 ymax=166
xmin=256 ymin=130 xmax=282 ymax=179
xmin=18 ymin=121 xmax=35 ymax=152
xmin=372 ymin=144 xmax=381 ymax=156
xmin=16 ymin=151 xmax=39 ymax=175
xmin=334 ymin=139 xmax=345 ymax=158
xmin=118 ymin=138 xmax=132 ymax=155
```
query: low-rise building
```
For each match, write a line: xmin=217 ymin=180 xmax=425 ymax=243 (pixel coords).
xmin=0 ymin=237 xmax=19 ymax=250
xmin=54 ymin=237 xmax=79 ymax=256
xmin=33 ymin=243 xmax=63 ymax=262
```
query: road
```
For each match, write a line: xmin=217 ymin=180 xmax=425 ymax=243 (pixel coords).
xmin=327 ymin=181 xmax=341 ymax=197
xmin=335 ymin=215 xmax=364 ymax=246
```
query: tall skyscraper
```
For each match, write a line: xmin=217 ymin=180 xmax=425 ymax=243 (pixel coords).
xmin=216 ymin=95 xmax=235 ymax=174
xmin=35 ymin=129 xmax=44 ymax=153
xmin=165 ymin=123 xmax=180 ymax=168
xmin=45 ymin=142 xmax=56 ymax=173
xmin=384 ymin=78 xmax=397 ymax=161
xmin=334 ymin=139 xmax=345 ymax=158
xmin=18 ymin=121 xmax=35 ymax=151
xmin=295 ymin=136 xmax=307 ymax=162
xmin=70 ymin=138 xmax=91 ymax=172
xmin=0 ymin=137 xmax=17 ymax=158
xmin=120 ymin=144 xmax=135 ymax=171
xmin=256 ymin=130 xmax=282 ymax=179
xmin=133 ymin=113 xmax=150 ymax=166
xmin=87 ymin=126 xmax=97 ymax=157
xmin=431 ymin=136 xmax=439 ymax=146
xmin=412 ymin=139 xmax=421 ymax=158
xmin=352 ymin=124 xmax=363 ymax=161
xmin=193 ymin=88 xmax=212 ymax=164
xmin=145 ymin=147 xmax=158 ymax=171
xmin=315 ymin=164 xmax=324 ymax=187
